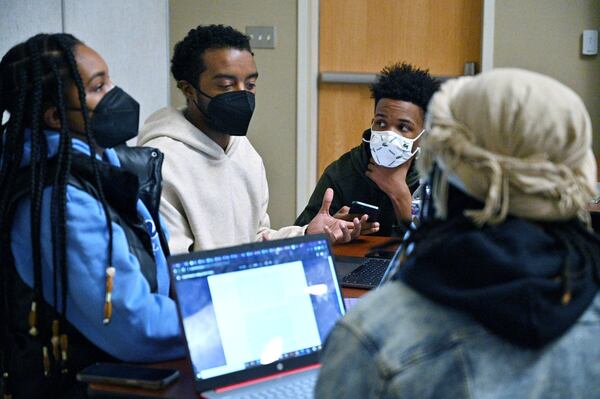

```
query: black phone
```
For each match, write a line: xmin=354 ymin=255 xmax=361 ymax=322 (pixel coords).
xmin=348 ymin=201 xmax=380 ymax=222
xmin=76 ymin=362 xmax=180 ymax=390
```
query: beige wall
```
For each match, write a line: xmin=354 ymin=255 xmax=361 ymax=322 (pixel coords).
xmin=494 ymin=0 xmax=600 ymax=153
xmin=169 ymin=0 xmax=298 ymax=228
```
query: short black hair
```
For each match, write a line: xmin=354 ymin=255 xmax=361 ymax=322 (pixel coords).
xmin=370 ymin=62 xmax=440 ymax=113
xmin=171 ymin=24 xmax=253 ymax=85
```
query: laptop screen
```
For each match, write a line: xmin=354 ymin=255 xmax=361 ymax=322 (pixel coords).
xmin=169 ymin=234 xmax=345 ymax=390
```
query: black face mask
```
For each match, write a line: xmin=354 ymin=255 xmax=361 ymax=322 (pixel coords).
xmin=91 ymin=86 xmax=140 ymax=148
xmin=193 ymin=87 xmax=255 ymax=136
xmin=70 ymin=86 xmax=140 ymax=148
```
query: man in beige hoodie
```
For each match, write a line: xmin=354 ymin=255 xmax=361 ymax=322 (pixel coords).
xmin=138 ymin=25 xmax=376 ymax=254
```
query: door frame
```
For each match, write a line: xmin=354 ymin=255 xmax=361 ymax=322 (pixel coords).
xmin=296 ymin=0 xmax=320 ymax=216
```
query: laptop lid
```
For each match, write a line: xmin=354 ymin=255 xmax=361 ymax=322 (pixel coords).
xmin=168 ymin=234 xmax=346 ymax=393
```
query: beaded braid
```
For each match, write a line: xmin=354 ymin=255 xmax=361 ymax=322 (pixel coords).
xmin=1 ymin=33 xmax=132 ymax=394
xmin=48 ymin=58 xmax=72 ymax=370
xmin=1 ymin=43 xmax=36 ymax=398
xmin=26 ymin=38 xmax=47 ymax=341
xmin=56 ymin=37 xmax=116 ymax=324
xmin=0 ymin=34 xmax=89 ymax=388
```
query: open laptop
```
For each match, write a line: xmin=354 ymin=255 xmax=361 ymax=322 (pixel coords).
xmin=169 ymin=234 xmax=346 ymax=399
xmin=334 ymin=255 xmax=391 ymax=289
xmin=332 ymin=238 xmax=400 ymax=289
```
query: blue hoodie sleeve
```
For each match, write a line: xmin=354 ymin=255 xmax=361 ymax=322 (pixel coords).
xmin=11 ymin=184 xmax=186 ymax=362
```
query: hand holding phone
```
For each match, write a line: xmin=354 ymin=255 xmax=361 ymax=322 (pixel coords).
xmin=77 ymin=362 xmax=180 ymax=390
xmin=348 ymin=201 xmax=380 ymax=223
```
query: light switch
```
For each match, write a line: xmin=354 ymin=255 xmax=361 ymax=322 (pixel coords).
xmin=582 ymin=30 xmax=598 ymax=55
xmin=246 ymin=26 xmax=276 ymax=49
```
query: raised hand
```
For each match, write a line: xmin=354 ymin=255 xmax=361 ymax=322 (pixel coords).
xmin=306 ymin=188 xmax=367 ymax=244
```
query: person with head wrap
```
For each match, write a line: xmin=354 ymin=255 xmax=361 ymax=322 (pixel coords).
xmin=315 ymin=69 xmax=600 ymax=399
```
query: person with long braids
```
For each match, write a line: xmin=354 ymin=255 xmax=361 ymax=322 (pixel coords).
xmin=0 ymin=33 xmax=184 ymax=398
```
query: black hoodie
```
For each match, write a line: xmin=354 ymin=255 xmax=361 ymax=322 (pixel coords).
xmin=394 ymin=184 xmax=600 ymax=347
xmin=295 ymin=129 xmax=420 ymax=236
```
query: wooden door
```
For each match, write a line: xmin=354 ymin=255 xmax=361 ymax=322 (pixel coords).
xmin=318 ymin=0 xmax=483 ymax=175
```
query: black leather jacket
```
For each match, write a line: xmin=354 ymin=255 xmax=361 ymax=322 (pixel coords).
xmin=113 ymin=144 xmax=170 ymax=258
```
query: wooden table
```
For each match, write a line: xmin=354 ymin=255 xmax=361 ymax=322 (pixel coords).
xmin=88 ymin=235 xmax=395 ymax=398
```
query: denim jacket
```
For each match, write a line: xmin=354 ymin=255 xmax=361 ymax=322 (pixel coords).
xmin=315 ymin=281 xmax=600 ymax=398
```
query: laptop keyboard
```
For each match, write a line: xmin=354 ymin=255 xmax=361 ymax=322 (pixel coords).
xmin=230 ymin=372 xmax=316 ymax=399
xmin=341 ymin=258 xmax=390 ymax=289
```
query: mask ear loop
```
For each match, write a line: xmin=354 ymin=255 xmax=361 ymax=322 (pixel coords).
xmin=409 ymin=146 xmax=421 ymax=160
xmin=362 ymin=122 xmax=379 ymax=144
xmin=408 ymin=129 xmax=426 ymax=159
xmin=413 ymin=128 xmax=426 ymax=141
xmin=193 ymin=84 xmax=214 ymax=101
xmin=190 ymin=84 xmax=213 ymax=121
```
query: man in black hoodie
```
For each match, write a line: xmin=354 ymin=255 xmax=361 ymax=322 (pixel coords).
xmin=296 ymin=63 xmax=440 ymax=236
xmin=315 ymin=69 xmax=600 ymax=398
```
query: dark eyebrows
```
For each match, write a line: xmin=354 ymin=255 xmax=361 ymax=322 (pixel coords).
xmin=212 ymin=74 xmax=237 ymax=81
xmin=86 ymin=71 xmax=106 ymax=85
xmin=396 ymin=118 xmax=415 ymax=126
xmin=211 ymin=72 xmax=259 ymax=81
xmin=374 ymin=113 xmax=416 ymax=126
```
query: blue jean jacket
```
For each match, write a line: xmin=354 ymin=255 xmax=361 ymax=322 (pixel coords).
xmin=316 ymin=281 xmax=600 ymax=398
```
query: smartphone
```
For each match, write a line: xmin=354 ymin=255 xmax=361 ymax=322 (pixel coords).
xmin=348 ymin=201 xmax=380 ymax=222
xmin=77 ymin=362 xmax=180 ymax=390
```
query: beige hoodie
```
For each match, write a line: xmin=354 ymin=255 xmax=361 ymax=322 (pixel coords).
xmin=138 ymin=107 xmax=305 ymax=254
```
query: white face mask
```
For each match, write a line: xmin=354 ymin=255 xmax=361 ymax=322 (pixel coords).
xmin=364 ymin=128 xmax=425 ymax=168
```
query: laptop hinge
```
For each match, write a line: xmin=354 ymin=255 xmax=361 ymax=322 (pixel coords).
xmin=214 ymin=363 xmax=321 ymax=393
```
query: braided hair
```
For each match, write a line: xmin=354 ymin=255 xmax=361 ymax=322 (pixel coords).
xmin=0 ymin=33 xmax=114 ymax=391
